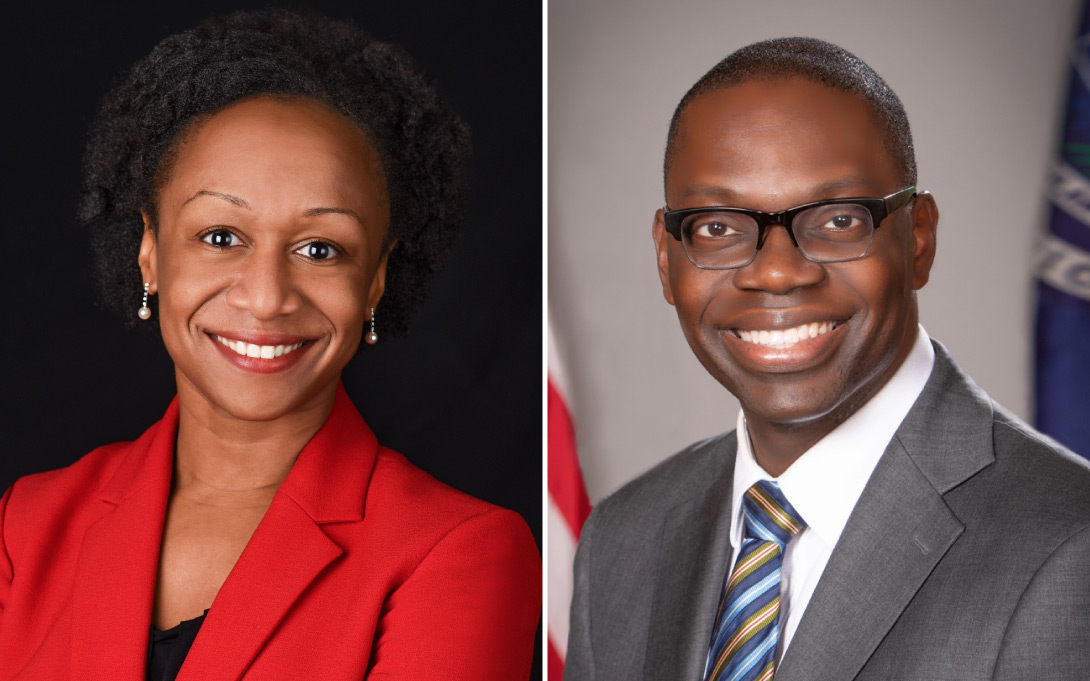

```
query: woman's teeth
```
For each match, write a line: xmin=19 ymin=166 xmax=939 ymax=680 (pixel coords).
xmin=215 ymin=336 xmax=304 ymax=359
xmin=736 ymin=321 xmax=838 ymax=349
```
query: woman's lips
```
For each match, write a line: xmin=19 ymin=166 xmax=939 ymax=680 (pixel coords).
xmin=207 ymin=333 xmax=314 ymax=374
xmin=213 ymin=335 xmax=305 ymax=359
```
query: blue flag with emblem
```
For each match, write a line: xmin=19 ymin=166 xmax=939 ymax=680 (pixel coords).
xmin=1036 ymin=0 xmax=1090 ymax=460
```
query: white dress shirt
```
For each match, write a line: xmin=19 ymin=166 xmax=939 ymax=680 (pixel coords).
xmin=727 ymin=324 xmax=935 ymax=661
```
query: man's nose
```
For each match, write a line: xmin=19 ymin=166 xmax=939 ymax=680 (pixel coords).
xmin=731 ymin=223 xmax=826 ymax=293
xmin=225 ymin=249 xmax=303 ymax=320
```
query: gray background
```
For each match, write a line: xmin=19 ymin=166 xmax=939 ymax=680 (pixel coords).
xmin=548 ymin=0 xmax=1082 ymax=502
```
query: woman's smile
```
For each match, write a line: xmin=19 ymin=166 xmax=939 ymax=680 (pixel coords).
xmin=208 ymin=332 xmax=315 ymax=374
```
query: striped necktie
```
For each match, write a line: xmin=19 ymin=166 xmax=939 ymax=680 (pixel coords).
xmin=704 ymin=480 xmax=806 ymax=681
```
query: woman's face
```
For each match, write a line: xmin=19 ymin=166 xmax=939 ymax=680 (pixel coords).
xmin=139 ymin=96 xmax=390 ymax=422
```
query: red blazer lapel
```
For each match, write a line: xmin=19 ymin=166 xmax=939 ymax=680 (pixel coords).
xmin=70 ymin=400 xmax=178 ymax=681
xmin=179 ymin=384 xmax=378 ymax=680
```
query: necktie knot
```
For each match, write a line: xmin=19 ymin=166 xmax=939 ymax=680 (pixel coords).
xmin=742 ymin=480 xmax=806 ymax=546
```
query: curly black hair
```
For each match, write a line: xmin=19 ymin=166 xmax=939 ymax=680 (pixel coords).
xmin=79 ymin=8 xmax=470 ymax=340
xmin=665 ymin=37 xmax=916 ymax=189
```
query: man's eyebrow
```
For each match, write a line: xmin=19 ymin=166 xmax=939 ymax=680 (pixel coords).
xmin=810 ymin=176 xmax=880 ymax=196
xmin=676 ymin=183 xmax=738 ymax=203
xmin=303 ymin=206 xmax=364 ymax=226
xmin=182 ymin=190 xmax=251 ymax=209
xmin=674 ymin=176 xmax=881 ymax=205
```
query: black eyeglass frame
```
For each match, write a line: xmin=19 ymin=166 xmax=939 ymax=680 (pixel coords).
xmin=662 ymin=186 xmax=917 ymax=270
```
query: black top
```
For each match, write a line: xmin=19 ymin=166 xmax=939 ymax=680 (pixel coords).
xmin=146 ymin=610 xmax=207 ymax=681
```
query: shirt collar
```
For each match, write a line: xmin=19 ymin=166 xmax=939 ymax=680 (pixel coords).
xmin=730 ymin=325 xmax=935 ymax=551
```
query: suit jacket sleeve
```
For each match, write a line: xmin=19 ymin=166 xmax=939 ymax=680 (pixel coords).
xmin=365 ymin=507 xmax=541 ymax=680
xmin=993 ymin=523 xmax=1090 ymax=680
xmin=564 ymin=507 xmax=595 ymax=681
xmin=0 ymin=486 xmax=11 ymax=632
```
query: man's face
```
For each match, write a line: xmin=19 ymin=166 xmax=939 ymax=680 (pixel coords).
xmin=654 ymin=78 xmax=937 ymax=440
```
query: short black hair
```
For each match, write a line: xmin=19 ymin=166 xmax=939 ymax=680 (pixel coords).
xmin=79 ymin=8 xmax=470 ymax=340
xmin=664 ymin=37 xmax=916 ymax=189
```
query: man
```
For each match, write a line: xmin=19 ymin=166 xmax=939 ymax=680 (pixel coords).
xmin=565 ymin=37 xmax=1090 ymax=681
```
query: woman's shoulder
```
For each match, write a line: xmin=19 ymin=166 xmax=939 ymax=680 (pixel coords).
xmin=1 ymin=439 xmax=137 ymax=566
xmin=6 ymin=440 xmax=134 ymax=512
xmin=367 ymin=445 xmax=533 ymax=538
xmin=359 ymin=445 xmax=540 ymax=579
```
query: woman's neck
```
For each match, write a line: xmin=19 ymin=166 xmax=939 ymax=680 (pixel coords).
xmin=171 ymin=381 xmax=337 ymax=495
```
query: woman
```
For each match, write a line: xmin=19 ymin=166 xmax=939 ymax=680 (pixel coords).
xmin=0 ymin=9 xmax=540 ymax=680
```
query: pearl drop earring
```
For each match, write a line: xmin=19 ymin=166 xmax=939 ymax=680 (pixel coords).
xmin=365 ymin=307 xmax=378 ymax=345
xmin=137 ymin=282 xmax=152 ymax=320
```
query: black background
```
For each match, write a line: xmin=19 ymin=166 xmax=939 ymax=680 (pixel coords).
xmin=0 ymin=0 xmax=541 ymax=667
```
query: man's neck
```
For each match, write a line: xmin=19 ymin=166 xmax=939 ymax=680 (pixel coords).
xmin=743 ymin=325 xmax=933 ymax=477
xmin=746 ymin=420 xmax=836 ymax=477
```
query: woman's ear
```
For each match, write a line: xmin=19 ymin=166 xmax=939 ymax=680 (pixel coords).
xmin=367 ymin=239 xmax=397 ymax=311
xmin=138 ymin=211 xmax=158 ymax=294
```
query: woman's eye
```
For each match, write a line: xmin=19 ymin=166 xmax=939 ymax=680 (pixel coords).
xmin=201 ymin=229 xmax=241 ymax=248
xmin=294 ymin=241 xmax=339 ymax=261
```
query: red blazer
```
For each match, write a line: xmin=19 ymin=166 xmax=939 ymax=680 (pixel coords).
xmin=0 ymin=385 xmax=541 ymax=680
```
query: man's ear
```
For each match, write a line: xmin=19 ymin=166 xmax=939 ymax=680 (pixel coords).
xmin=909 ymin=191 xmax=938 ymax=290
xmin=138 ymin=211 xmax=158 ymax=294
xmin=652 ymin=209 xmax=676 ymax=305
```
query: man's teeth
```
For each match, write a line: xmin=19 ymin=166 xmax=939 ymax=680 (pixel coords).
xmin=736 ymin=322 xmax=838 ymax=348
xmin=215 ymin=336 xmax=304 ymax=359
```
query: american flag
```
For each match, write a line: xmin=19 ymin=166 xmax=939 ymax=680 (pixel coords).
xmin=547 ymin=320 xmax=591 ymax=680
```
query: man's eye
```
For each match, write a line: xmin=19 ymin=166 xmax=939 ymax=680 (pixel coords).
xmin=294 ymin=241 xmax=339 ymax=260
xmin=695 ymin=222 xmax=732 ymax=237
xmin=825 ymin=214 xmax=861 ymax=230
xmin=201 ymin=229 xmax=241 ymax=247
xmin=692 ymin=220 xmax=747 ymax=239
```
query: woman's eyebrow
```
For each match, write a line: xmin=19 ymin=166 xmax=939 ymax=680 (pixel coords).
xmin=303 ymin=206 xmax=364 ymax=226
xmin=183 ymin=190 xmax=251 ymax=209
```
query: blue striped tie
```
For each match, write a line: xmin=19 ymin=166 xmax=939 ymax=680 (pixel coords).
xmin=704 ymin=481 xmax=806 ymax=681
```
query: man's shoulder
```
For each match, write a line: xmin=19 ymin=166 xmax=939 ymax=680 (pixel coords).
xmin=588 ymin=430 xmax=736 ymax=537
xmin=917 ymin=341 xmax=1090 ymax=524
xmin=987 ymin=404 xmax=1090 ymax=531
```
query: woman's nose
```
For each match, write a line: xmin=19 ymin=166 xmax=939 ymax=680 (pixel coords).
xmin=225 ymin=249 xmax=303 ymax=320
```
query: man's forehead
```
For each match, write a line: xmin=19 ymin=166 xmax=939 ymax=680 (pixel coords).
xmin=676 ymin=78 xmax=878 ymax=141
xmin=666 ymin=79 xmax=899 ymax=204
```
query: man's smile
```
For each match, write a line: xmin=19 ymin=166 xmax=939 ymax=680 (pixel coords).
xmin=732 ymin=320 xmax=841 ymax=349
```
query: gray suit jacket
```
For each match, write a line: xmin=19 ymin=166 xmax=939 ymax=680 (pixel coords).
xmin=565 ymin=342 xmax=1090 ymax=680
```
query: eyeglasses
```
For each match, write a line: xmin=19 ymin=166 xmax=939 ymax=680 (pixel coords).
xmin=662 ymin=186 xmax=916 ymax=270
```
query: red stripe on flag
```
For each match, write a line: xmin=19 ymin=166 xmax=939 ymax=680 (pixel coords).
xmin=548 ymin=640 xmax=566 ymax=681
xmin=547 ymin=371 xmax=591 ymax=678
xmin=548 ymin=378 xmax=591 ymax=536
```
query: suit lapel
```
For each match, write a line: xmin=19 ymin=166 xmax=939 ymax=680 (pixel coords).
xmin=179 ymin=384 xmax=377 ymax=680
xmin=70 ymin=401 xmax=178 ymax=680
xmin=645 ymin=441 xmax=736 ymax=681
xmin=776 ymin=342 xmax=994 ymax=681
xmin=774 ymin=438 xmax=964 ymax=681
xmin=176 ymin=494 xmax=343 ymax=680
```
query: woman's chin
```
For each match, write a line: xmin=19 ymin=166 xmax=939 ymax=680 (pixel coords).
xmin=174 ymin=370 xmax=341 ymax=425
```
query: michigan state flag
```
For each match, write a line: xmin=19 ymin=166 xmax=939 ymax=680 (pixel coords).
xmin=1037 ymin=1 xmax=1090 ymax=460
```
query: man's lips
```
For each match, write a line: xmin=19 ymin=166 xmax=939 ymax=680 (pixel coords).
xmin=716 ymin=311 xmax=849 ymax=373
xmin=731 ymin=320 xmax=841 ymax=350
